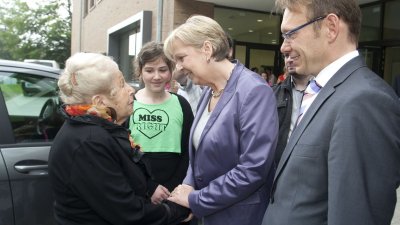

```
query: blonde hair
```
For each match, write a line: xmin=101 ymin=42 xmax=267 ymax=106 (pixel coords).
xmin=164 ymin=15 xmax=229 ymax=62
xmin=58 ymin=52 xmax=120 ymax=104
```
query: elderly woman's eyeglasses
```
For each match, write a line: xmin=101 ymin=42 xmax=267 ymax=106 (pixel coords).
xmin=282 ymin=15 xmax=327 ymax=41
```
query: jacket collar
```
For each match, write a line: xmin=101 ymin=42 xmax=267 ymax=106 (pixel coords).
xmin=189 ymin=60 xmax=243 ymax=150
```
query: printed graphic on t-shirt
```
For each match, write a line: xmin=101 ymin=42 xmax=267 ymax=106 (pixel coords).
xmin=132 ymin=108 xmax=170 ymax=139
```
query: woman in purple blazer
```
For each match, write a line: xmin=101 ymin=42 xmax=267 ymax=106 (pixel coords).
xmin=163 ymin=15 xmax=279 ymax=225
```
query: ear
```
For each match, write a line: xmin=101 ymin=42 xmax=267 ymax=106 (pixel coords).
xmin=202 ymin=40 xmax=213 ymax=60
xmin=91 ymin=95 xmax=105 ymax=107
xmin=325 ymin=14 xmax=340 ymax=43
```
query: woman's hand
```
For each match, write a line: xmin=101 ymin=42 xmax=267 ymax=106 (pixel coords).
xmin=151 ymin=185 xmax=170 ymax=204
xmin=168 ymin=184 xmax=194 ymax=208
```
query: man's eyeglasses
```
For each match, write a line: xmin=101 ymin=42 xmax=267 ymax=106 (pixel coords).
xmin=282 ymin=15 xmax=327 ymax=41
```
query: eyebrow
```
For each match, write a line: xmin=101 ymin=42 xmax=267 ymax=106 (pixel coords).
xmin=174 ymin=50 xmax=185 ymax=56
xmin=143 ymin=65 xmax=169 ymax=69
xmin=281 ymin=22 xmax=304 ymax=33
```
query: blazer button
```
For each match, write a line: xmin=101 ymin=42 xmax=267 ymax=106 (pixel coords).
xmin=196 ymin=177 xmax=203 ymax=182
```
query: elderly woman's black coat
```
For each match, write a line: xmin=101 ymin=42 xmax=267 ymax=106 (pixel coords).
xmin=48 ymin=109 xmax=189 ymax=225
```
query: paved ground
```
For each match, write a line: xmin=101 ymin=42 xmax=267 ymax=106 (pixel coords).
xmin=392 ymin=188 xmax=400 ymax=225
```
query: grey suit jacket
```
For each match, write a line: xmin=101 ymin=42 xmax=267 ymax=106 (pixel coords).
xmin=262 ymin=56 xmax=400 ymax=225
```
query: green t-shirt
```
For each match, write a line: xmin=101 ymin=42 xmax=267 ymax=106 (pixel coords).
xmin=129 ymin=94 xmax=183 ymax=153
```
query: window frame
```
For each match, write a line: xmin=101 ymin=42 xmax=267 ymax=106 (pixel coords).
xmin=0 ymin=63 xmax=61 ymax=145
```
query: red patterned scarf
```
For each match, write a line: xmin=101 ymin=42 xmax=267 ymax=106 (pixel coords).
xmin=65 ymin=104 xmax=114 ymax=122
xmin=65 ymin=104 xmax=141 ymax=150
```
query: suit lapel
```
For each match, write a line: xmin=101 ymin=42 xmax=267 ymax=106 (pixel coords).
xmin=195 ymin=62 xmax=243 ymax=151
xmin=274 ymin=56 xmax=367 ymax=180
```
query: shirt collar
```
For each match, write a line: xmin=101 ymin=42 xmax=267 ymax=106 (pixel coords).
xmin=291 ymin=75 xmax=312 ymax=92
xmin=315 ymin=50 xmax=359 ymax=88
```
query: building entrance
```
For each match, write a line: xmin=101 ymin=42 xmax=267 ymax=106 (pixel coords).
xmin=234 ymin=41 xmax=281 ymax=83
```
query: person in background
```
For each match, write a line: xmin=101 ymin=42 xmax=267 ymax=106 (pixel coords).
xmin=266 ymin=68 xmax=277 ymax=85
xmin=251 ymin=67 xmax=259 ymax=74
xmin=260 ymin=69 xmax=276 ymax=86
xmin=128 ymin=41 xmax=194 ymax=205
xmin=225 ymin=32 xmax=234 ymax=60
xmin=168 ymin=79 xmax=181 ymax=93
xmin=262 ymin=0 xmax=400 ymax=225
xmin=276 ymin=67 xmax=287 ymax=85
xmin=260 ymin=71 xmax=268 ymax=82
xmin=164 ymin=15 xmax=278 ymax=225
xmin=172 ymin=68 xmax=203 ymax=115
xmin=49 ymin=52 xmax=190 ymax=225
xmin=272 ymin=55 xmax=311 ymax=167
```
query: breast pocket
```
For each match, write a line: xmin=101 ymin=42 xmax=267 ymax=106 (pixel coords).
xmin=292 ymin=144 xmax=322 ymax=158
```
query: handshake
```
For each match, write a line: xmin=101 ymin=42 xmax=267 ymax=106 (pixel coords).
xmin=152 ymin=184 xmax=194 ymax=224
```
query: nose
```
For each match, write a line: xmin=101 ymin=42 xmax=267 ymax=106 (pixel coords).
xmin=175 ymin=63 xmax=183 ymax=71
xmin=280 ymin=41 xmax=291 ymax=56
xmin=127 ymin=83 xmax=135 ymax=95
xmin=153 ymin=70 xmax=162 ymax=79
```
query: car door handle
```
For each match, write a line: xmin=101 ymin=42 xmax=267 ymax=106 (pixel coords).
xmin=14 ymin=160 xmax=48 ymax=175
xmin=15 ymin=165 xmax=48 ymax=172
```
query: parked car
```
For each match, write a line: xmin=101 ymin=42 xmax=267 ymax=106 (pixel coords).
xmin=23 ymin=59 xmax=60 ymax=69
xmin=0 ymin=59 xmax=63 ymax=225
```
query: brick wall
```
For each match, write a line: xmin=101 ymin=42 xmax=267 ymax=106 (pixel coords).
xmin=173 ymin=0 xmax=213 ymax=29
xmin=72 ymin=0 xmax=214 ymax=54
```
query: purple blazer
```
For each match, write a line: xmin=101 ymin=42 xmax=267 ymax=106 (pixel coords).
xmin=184 ymin=61 xmax=278 ymax=225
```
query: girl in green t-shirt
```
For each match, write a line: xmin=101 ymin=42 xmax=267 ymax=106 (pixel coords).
xmin=129 ymin=41 xmax=194 ymax=207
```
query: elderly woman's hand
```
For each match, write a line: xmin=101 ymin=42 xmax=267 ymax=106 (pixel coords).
xmin=168 ymin=184 xmax=194 ymax=208
xmin=151 ymin=185 xmax=170 ymax=204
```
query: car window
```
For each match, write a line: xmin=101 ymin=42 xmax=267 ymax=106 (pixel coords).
xmin=0 ymin=71 xmax=63 ymax=143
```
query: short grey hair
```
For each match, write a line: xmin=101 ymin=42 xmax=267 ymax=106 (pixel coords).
xmin=58 ymin=52 xmax=120 ymax=104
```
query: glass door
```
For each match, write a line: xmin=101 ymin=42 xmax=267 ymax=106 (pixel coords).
xmin=249 ymin=48 xmax=276 ymax=74
xmin=233 ymin=41 xmax=282 ymax=84
xmin=359 ymin=46 xmax=382 ymax=77
xmin=383 ymin=46 xmax=400 ymax=92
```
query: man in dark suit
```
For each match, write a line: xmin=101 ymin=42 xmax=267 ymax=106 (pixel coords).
xmin=262 ymin=0 xmax=400 ymax=225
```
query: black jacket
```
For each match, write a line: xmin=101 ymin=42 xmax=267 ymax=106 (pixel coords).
xmin=48 ymin=108 xmax=189 ymax=225
xmin=272 ymin=77 xmax=293 ymax=167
